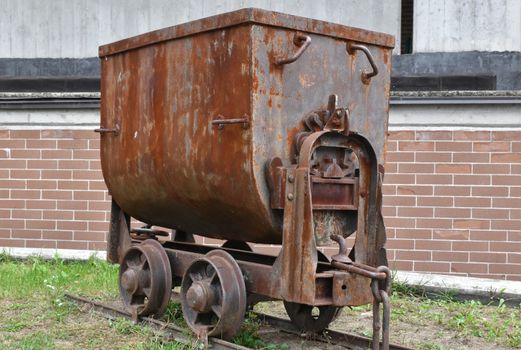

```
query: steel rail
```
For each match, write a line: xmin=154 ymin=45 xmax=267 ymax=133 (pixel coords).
xmin=64 ymin=293 xmax=414 ymax=350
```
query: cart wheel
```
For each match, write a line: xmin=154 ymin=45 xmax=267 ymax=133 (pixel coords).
xmin=181 ymin=249 xmax=246 ymax=339
xmin=119 ymin=239 xmax=172 ymax=318
xmin=283 ymin=301 xmax=342 ymax=333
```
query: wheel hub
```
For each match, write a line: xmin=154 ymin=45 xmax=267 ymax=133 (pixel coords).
xmin=186 ymin=281 xmax=215 ymax=313
xmin=120 ymin=268 xmax=139 ymax=294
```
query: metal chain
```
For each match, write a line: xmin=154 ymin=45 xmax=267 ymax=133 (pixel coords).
xmin=370 ymin=266 xmax=391 ymax=350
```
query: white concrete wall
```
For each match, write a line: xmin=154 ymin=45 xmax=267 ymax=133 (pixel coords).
xmin=414 ymin=0 xmax=521 ymax=53
xmin=0 ymin=0 xmax=400 ymax=58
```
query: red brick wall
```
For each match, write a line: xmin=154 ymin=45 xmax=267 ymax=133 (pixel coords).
xmin=0 ymin=129 xmax=520 ymax=280
xmin=0 ymin=130 xmax=110 ymax=251
xmin=384 ymin=130 xmax=521 ymax=280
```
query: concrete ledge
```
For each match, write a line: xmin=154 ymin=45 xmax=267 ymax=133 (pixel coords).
xmin=395 ymin=271 xmax=521 ymax=306
xmin=0 ymin=247 xmax=106 ymax=261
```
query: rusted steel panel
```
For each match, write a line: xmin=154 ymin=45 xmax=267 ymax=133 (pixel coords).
xmin=99 ymin=8 xmax=393 ymax=246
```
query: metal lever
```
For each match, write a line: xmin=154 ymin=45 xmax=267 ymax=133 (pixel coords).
xmin=94 ymin=125 xmax=120 ymax=135
xmin=275 ymin=33 xmax=311 ymax=65
xmin=347 ymin=42 xmax=378 ymax=84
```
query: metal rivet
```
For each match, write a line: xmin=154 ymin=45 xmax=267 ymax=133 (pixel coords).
xmin=287 ymin=193 xmax=294 ymax=201
xmin=288 ymin=175 xmax=294 ymax=183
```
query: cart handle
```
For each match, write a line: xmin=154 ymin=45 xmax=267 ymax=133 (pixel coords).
xmin=275 ymin=33 xmax=312 ymax=65
xmin=347 ymin=42 xmax=378 ymax=84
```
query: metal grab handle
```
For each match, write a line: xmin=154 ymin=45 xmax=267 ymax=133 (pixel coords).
xmin=94 ymin=124 xmax=120 ymax=135
xmin=347 ymin=42 xmax=378 ymax=84
xmin=275 ymin=33 xmax=311 ymax=65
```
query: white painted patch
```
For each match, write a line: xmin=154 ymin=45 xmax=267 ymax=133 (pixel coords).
xmin=0 ymin=247 xmax=107 ymax=261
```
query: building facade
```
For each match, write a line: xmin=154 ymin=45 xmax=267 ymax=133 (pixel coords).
xmin=0 ymin=0 xmax=520 ymax=280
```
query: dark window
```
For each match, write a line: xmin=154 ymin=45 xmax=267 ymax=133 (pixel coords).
xmin=400 ymin=0 xmax=413 ymax=54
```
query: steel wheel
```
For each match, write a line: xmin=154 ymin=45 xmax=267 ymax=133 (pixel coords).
xmin=284 ymin=301 xmax=341 ymax=333
xmin=119 ymin=239 xmax=172 ymax=318
xmin=181 ymin=249 xmax=246 ymax=339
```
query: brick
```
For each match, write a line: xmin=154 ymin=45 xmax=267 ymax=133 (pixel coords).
xmin=26 ymin=200 xmax=56 ymax=210
xmin=490 ymin=264 xmax=521 ymax=275
xmin=386 ymin=141 xmax=397 ymax=152
xmin=415 ymin=152 xmax=451 ymax=162
xmin=10 ymin=130 xmax=40 ymax=139
xmin=384 ymin=217 xmax=416 ymax=228
xmin=0 ymin=238 xmax=24 ymax=247
xmin=470 ymin=230 xmax=507 ymax=241
xmin=436 ymin=163 xmax=471 ymax=174
xmin=12 ymin=229 xmax=41 ymax=239
xmin=491 ymin=153 xmax=521 ymax=163
xmin=472 ymin=208 xmax=509 ymax=219
xmin=513 ymin=165 xmax=521 ymax=174
xmin=42 ymin=170 xmax=72 ymax=179
xmin=0 ymin=159 xmax=26 ymax=169
xmin=453 ymin=241 xmax=489 ymax=251
xmin=513 ymin=142 xmax=521 ymax=152
xmin=12 ymin=210 xmax=42 ymax=219
xmin=507 ymin=231 xmax=521 ymax=241
xmin=88 ymin=221 xmax=109 ymax=231
xmin=26 ymin=139 xmax=57 ymax=149
xmin=27 ymin=160 xmax=57 ymax=169
xmin=59 ymin=160 xmax=89 ymax=170
xmin=390 ymin=260 xmax=413 ymax=270
xmin=434 ymin=186 xmax=471 ymax=196
xmin=417 ymin=218 xmax=452 ymax=229
xmin=57 ymin=200 xmax=87 ymax=210
xmin=57 ymin=221 xmax=87 ymax=231
xmin=414 ymin=261 xmax=450 ymax=273
xmin=74 ymin=231 xmax=105 ymax=241
xmin=454 ymin=197 xmax=491 ymax=208
xmin=58 ymin=180 xmax=89 ymax=190
xmin=42 ymin=190 xmax=72 ymax=200
xmin=472 ymin=186 xmax=508 ymax=197
xmin=395 ymin=228 xmax=432 ymax=239
xmin=418 ymin=196 xmax=453 ymax=207
xmin=57 ymin=241 xmax=89 ymax=250
xmin=26 ymin=240 xmax=56 ymax=249
xmin=382 ymin=195 xmax=415 ymax=206
xmin=385 ymin=163 xmax=398 ymax=173
xmin=26 ymin=220 xmax=55 ymax=230
xmin=508 ymin=254 xmax=521 ymax=264
xmin=491 ymin=242 xmax=521 ymax=253
xmin=0 ymin=230 xmax=10 ymax=239
xmin=73 ymin=170 xmax=103 ymax=180
xmin=433 ymin=251 xmax=468 ymax=262
xmin=492 ymin=175 xmax=521 ymax=186
xmin=473 ymin=164 xmax=510 ymax=174
xmin=395 ymin=250 xmax=431 ymax=261
xmin=57 ymin=139 xmax=88 ymax=149
xmin=451 ymin=263 xmax=487 ymax=274
xmin=73 ymin=191 xmax=105 ymax=201
xmin=73 ymin=150 xmax=99 ymax=159
xmin=454 ymin=175 xmax=490 ymax=185
xmin=41 ymin=130 xmax=74 ymax=138
xmin=417 ymin=175 xmax=452 ymax=185
xmin=397 ymin=207 xmax=433 ymax=218
xmin=507 ymin=275 xmax=521 ymax=281
xmin=72 ymin=130 xmax=98 ymax=139
xmin=11 ymin=149 xmax=40 ymax=159
xmin=399 ymin=141 xmax=434 ymax=151
xmin=0 ymin=199 xmax=25 ymax=209
xmin=399 ymin=163 xmax=434 ymax=173
xmin=433 ymin=230 xmax=469 ymax=240
xmin=0 ymin=130 xmax=9 ymax=139
xmin=11 ymin=190 xmax=41 ymax=199
xmin=470 ymin=253 xmax=506 ymax=263
xmin=43 ymin=210 xmax=74 ymax=220
xmin=0 ymin=179 xmax=26 ymax=189
xmin=453 ymin=219 xmax=490 ymax=230
xmin=42 ymin=150 xmax=72 ymax=159
xmin=452 ymin=152 xmax=489 ymax=163
xmin=416 ymin=239 xmax=451 ymax=250
xmin=385 ymin=239 xmax=415 ymax=249
xmin=492 ymin=131 xmax=521 ymax=141
xmin=88 ymin=201 xmax=111 ymax=211
xmin=0 ymin=140 xmax=25 ymax=148
xmin=382 ymin=206 xmax=396 ymax=216
xmin=9 ymin=169 xmax=40 ymax=179
xmin=491 ymin=220 xmax=521 ymax=230
xmin=27 ymin=180 xmax=57 ymax=190
xmin=74 ymin=211 xmax=106 ymax=221
xmin=389 ymin=131 xmax=414 ymax=140
xmin=89 ymin=181 xmax=108 ymax=191
xmin=473 ymin=142 xmax=510 ymax=152
xmin=493 ymin=198 xmax=521 ymax=208
xmin=453 ymin=130 xmax=490 ymax=141
xmin=436 ymin=141 xmax=472 ymax=152
xmin=89 ymin=139 xmax=100 ymax=150
xmin=386 ymin=152 xmax=414 ymax=162
xmin=397 ymin=185 xmax=433 ymax=196
xmin=435 ymin=207 xmax=470 ymax=218
xmin=384 ymin=174 xmax=415 ymax=184
xmin=511 ymin=209 xmax=521 ymax=219
xmin=511 ymin=187 xmax=521 ymax=197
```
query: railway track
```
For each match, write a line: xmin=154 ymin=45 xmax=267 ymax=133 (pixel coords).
xmin=64 ymin=294 xmax=414 ymax=350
